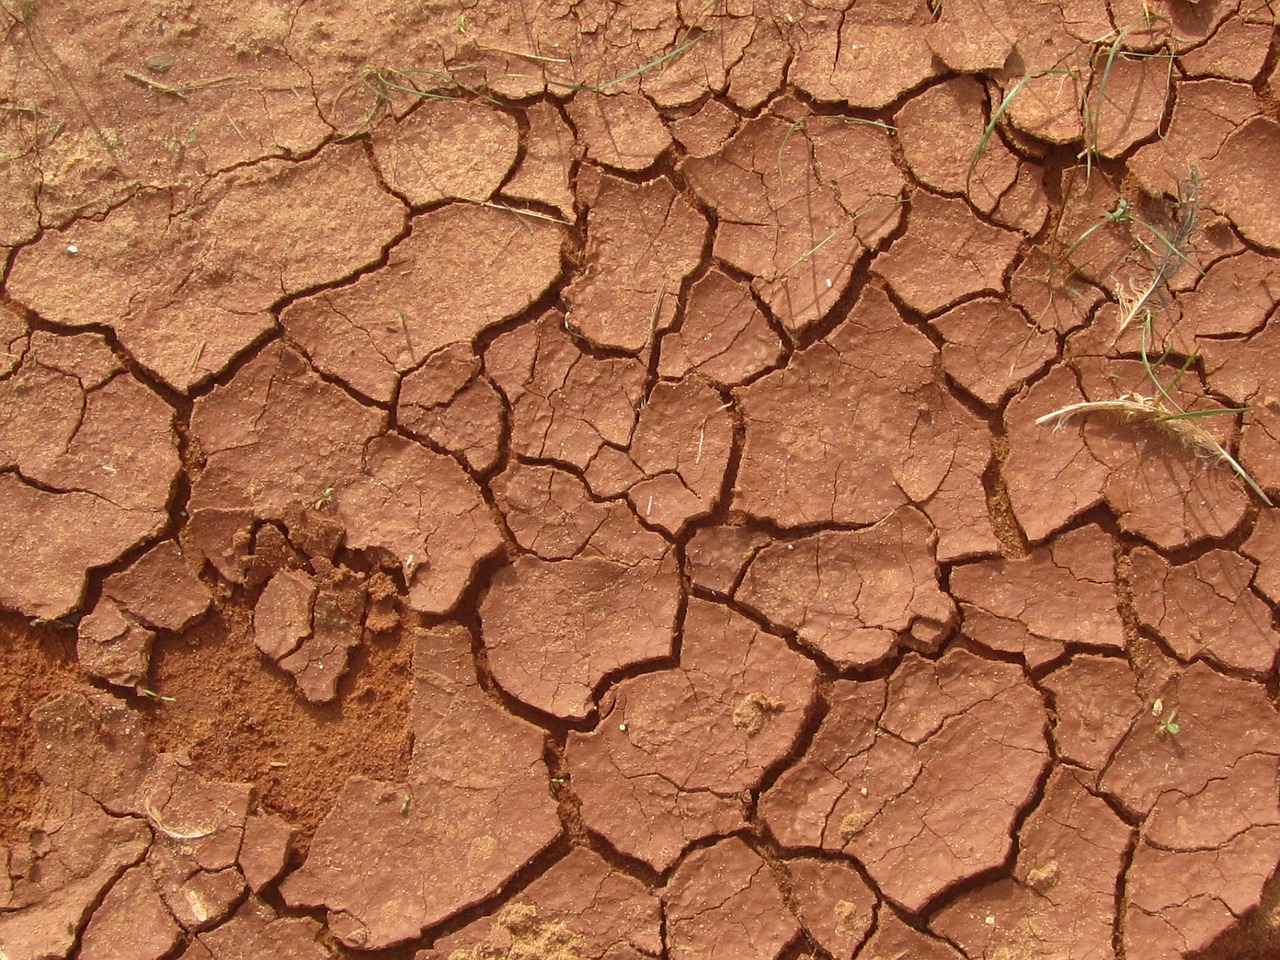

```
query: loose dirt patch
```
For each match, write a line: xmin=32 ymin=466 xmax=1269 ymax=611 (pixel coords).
xmin=2 ymin=2 xmax=1280 ymax=959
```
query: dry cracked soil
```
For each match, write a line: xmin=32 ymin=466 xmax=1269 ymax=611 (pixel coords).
xmin=2 ymin=1 xmax=1280 ymax=959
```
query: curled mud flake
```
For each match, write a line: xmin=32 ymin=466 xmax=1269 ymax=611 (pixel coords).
xmin=1130 ymin=547 xmax=1279 ymax=677
xmin=932 ymin=767 xmax=1133 ymax=960
xmin=875 ymin=191 xmax=1022 ymax=315
xmin=565 ymin=91 xmax=672 ymax=172
xmin=336 ymin=433 xmax=503 ymax=615
xmin=1128 ymin=78 xmax=1259 ymax=198
xmin=791 ymin=16 xmax=942 ymax=110
xmin=8 ymin=144 xmax=404 ymax=392
xmin=1100 ymin=661 xmax=1280 ymax=819
xmin=584 ymin=377 xmax=734 ymax=536
xmin=480 ymin=520 xmax=679 ymax=720
xmin=1180 ymin=250 xmax=1280 ymax=340
xmin=734 ymin=285 xmax=941 ymax=527
xmin=997 ymin=60 xmax=1089 ymax=146
xmin=187 ymin=342 xmax=382 ymax=583
xmin=370 ymin=98 xmax=519 ymax=205
xmin=418 ymin=847 xmax=661 ymax=960
xmin=1003 ymin=366 xmax=1108 ymax=543
xmin=950 ymin=524 xmax=1124 ymax=668
xmin=486 ymin=311 xmax=647 ymax=470
xmin=932 ymin=297 xmax=1057 ymax=408
xmin=282 ymin=204 xmax=564 ymax=404
xmin=0 ymin=788 xmax=151 ymax=960
xmin=736 ymin=507 xmax=956 ymax=670
xmin=1242 ymin=510 xmax=1280 ymax=605
xmin=503 ymin=101 xmax=577 ymax=218
xmin=187 ymin=899 xmax=329 ymax=960
xmin=77 ymin=597 xmax=155 ymax=688
xmin=925 ymin=0 xmax=1018 ymax=72
xmin=1040 ymin=655 xmax=1144 ymax=775
xmin=657 ymin=268 xmax=783 ymax=386
xmin=564 ymin=172 xmax=707 ymax=353
xmin=397 ymin=344 xmax=505 ymax=474
xmin=1087 ymin=50 xmax=1171 ymax=159
xmin=786 ymin=857 xmax=876 ymax=957
xmin=664 ymin=837 xmax=800 ymax=960
xmin=78 ymin=863 xmax=181 ymax=960
xmin=897 ymin=75 xmax=1019 ymax=213
xmin=683 ymin=110 xmax=904 ymax=339
xmin=1204 ymin=117 xmax=1280 ymax=253
xmin=1179 ymin=15 xmax=1273 ymax=81
xmin=1125 ymin=752 xmax=1280 ymax=959
xmin=103 ymin=540 xmax=211 ymax=633
xmin=567 ymin=597 xmax=817 ymax=870
xmin=282 ymin=626 xmax=560 ymax=950
xmin=762 ymin=649 xmax=1049 ymax=914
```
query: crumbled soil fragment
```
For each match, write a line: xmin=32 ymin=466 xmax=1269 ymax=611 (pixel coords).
xmin=683 ymin=110 xmax=904 ymax=338
xmin=791 ymin=14 xmax=942 ymax=110
xmin=896 ymin=75 xmax=1019 ymax=213
xmin=253 ymin=570 xmax=315 ymax=663
xmin=1126 ymin=751 xmax=1280 ymax=959
xmin=370 ymin=99 xmax=519 ymax=205
xmin=950 ymin=523 xmax=1124 ymax=668
xmin=664 ymin=836 xmax=800 ymax=960
xmin=238 ymin=813 xmax=296 ymax=894
xmin=275 ymin=580 xmax=364 ymax=704
xmin=180 ymin=899 xmax=330 ymax=960
xmin=482 ymin=471 xmax=679 ymax=719
xmin=760 ymin=648 xmax=1049 ymax=912
xmin=336 ymin=433 xmax=502 ymax=615
xmin=1204 ymin=117 xmax=1280 ymax=253
xmin=1130 ymin=546 xmax=1279 ymax=676
xmin=7 ymin=145 xmax=404 ymax=392
xmin=564 ymin=171 xmax=707 ymax=352
xmin=736 ymin=506 xmax=956 ymax=669
xmin=418 ymin=847 xmax=661 ymax=960
xmin=566 ymin=597 xmax=816 ymax=870
xmin=76 ymin=598 xmax=154 ymax=687
xmin=281 ymin=204 xmax=565 ymax=404
xmin=932 ymin=766 xmax=1133 ymax=960
xmin=102 ymin=541 xmax=211 ymax=633
xmin=281 ymin=626 xmax=560 ymax=949
xmin=78 ymin=864 xmax=181 ymax=960
xmin=874 ymin=191 xmax=1022 ymax=315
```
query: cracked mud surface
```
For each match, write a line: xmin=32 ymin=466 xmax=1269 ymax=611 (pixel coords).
xmin=2 ymin=1 xmax=1280 ymax=958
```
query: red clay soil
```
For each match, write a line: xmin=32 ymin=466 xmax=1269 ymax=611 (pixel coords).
xmin=3 ymin=1 xmax=1280 ymax=959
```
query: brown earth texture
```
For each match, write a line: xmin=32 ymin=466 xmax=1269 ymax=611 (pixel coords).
xmin=3 ymin=1 xmax=1280 ymax=958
